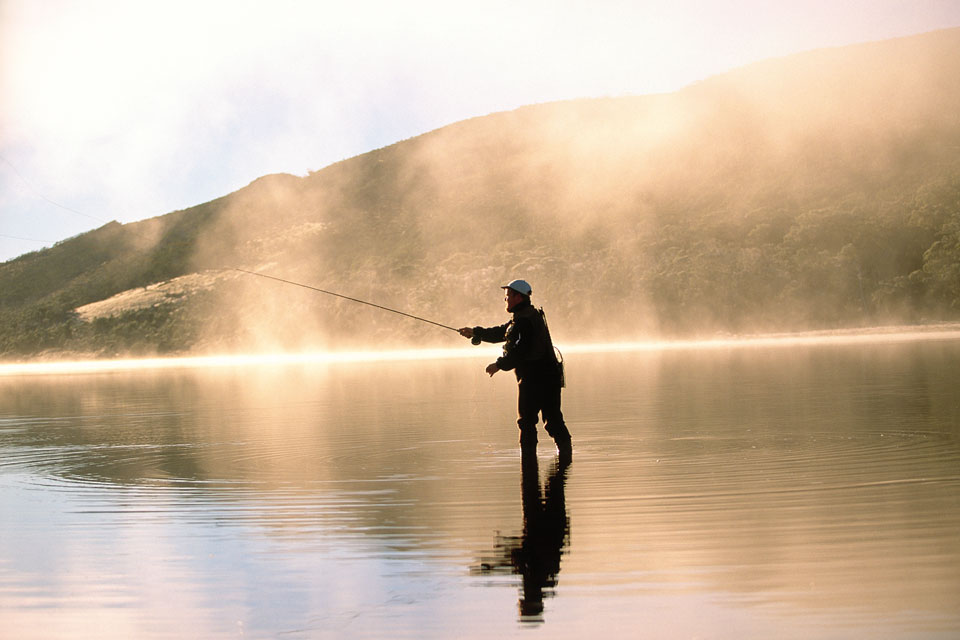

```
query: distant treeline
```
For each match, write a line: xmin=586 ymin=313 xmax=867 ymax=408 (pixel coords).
xmin=1 ymin=29 xmax=959 ymax=359
xmin=1 ymin=171 xmax=957 ymax=359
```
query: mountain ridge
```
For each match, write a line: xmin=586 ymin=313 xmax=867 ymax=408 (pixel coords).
xmin=2 ymin=28 xmax=959 ymax=359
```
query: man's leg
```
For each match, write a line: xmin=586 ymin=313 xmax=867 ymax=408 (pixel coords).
xmin=542 ymin=382 xmax=571 ymax=455
xmin=517 ymin=381 xmax=539 ymax=448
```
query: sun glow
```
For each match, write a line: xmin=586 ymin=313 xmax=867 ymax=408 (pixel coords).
xmin=2 ymin=325 xmax=958 ymax=377
xmin=0 ymin=347 xmax=486 ymax=377
xmin=567 ymin=325 xmax=960 ymax=354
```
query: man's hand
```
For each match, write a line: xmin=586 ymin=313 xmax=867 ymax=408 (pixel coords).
xmin=485 ymin=362 xmax=499 ymax=377
xmin=458 ymin=327 xmax=474 ymax=339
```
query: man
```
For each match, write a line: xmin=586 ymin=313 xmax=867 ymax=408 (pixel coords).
xmin=459 ymin=279 xmax=572 ymax=456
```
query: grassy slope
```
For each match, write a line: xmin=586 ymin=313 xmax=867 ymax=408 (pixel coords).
xmin=2 ymin=29 xmax=959 ymax=358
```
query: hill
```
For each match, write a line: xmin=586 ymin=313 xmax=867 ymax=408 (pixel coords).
xmin=2 ymin=28 xmax=959 ymax=359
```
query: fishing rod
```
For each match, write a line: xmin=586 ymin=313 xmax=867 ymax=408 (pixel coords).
xmin=0 ymin=158 xmax=462 ymax=337
xmin=232 ymin=268 xmax=461 ymax=335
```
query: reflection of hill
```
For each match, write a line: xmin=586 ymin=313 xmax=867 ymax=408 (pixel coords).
xmin=2 ymin=28 xmax=960 ymax=358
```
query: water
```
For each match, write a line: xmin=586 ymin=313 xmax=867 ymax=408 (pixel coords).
xmin=1 ymin=335 xmax=959 ymax=639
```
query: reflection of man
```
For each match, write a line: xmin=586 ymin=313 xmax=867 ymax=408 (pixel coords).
xmin=459 ymin=279 xmax=572 ymax=456
xmin=474 ymin=453 xmax=571 ymax=623
xmin=517 ymin=453 xmax=570 ymax=620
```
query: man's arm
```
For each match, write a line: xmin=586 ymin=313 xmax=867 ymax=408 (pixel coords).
xmin=458 ymin=323 xmax=509 ymax=343
xmin=494 ymin=316 xmax=533 ymax=372
xmin=458 ymin=323 xmax=512 ymax=377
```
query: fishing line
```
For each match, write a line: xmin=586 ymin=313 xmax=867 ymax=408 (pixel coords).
xmin=1 ymin=155 xmax=109 ymax=225
xmin=1 ymin=156 xmax=461 ymax=337
xmin=0 ymin=233 xmax=54 ymax=245
xmin=232 ymin=268 xmax=460 ymax=334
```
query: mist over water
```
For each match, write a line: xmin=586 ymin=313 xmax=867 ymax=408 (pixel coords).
xmin=1 ymin=335 xmax=958 ymax=638
xmin=3 ymin=29 xmax=959 ymax=361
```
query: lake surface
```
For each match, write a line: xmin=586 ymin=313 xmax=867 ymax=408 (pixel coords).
xmin=1 ymin=334 xmax=959 ymax=639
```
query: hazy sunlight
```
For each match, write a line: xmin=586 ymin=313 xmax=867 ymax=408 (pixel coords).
xmin=3 ymin=326 xmax=958 ymax=377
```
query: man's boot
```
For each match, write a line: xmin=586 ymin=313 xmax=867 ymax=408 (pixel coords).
xmin=519 ymin=427 xmax=538 ymax=452
xmin=547 ymin=423 xmax=572 ymax=459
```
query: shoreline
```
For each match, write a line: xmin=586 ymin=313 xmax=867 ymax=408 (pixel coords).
xmin=2 ymin=322 xmax=960 ymax=377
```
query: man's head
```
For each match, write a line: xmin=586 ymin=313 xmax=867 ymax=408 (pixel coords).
xmin=502 ymin=279 xmax=532 ymax=311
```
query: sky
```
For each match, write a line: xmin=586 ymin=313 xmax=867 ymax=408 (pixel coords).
xmin=2 ymin=0 xmax=960 ymax=264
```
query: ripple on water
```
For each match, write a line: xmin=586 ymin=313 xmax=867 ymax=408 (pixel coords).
xmin=2 ymin=343 xmax=959 ymax=638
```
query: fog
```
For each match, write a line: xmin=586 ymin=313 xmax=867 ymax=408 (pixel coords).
xmin=143 ymin=29 xmax=956 ymax=356
xmin=1 ymin=29 xmax=958 ymax=359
